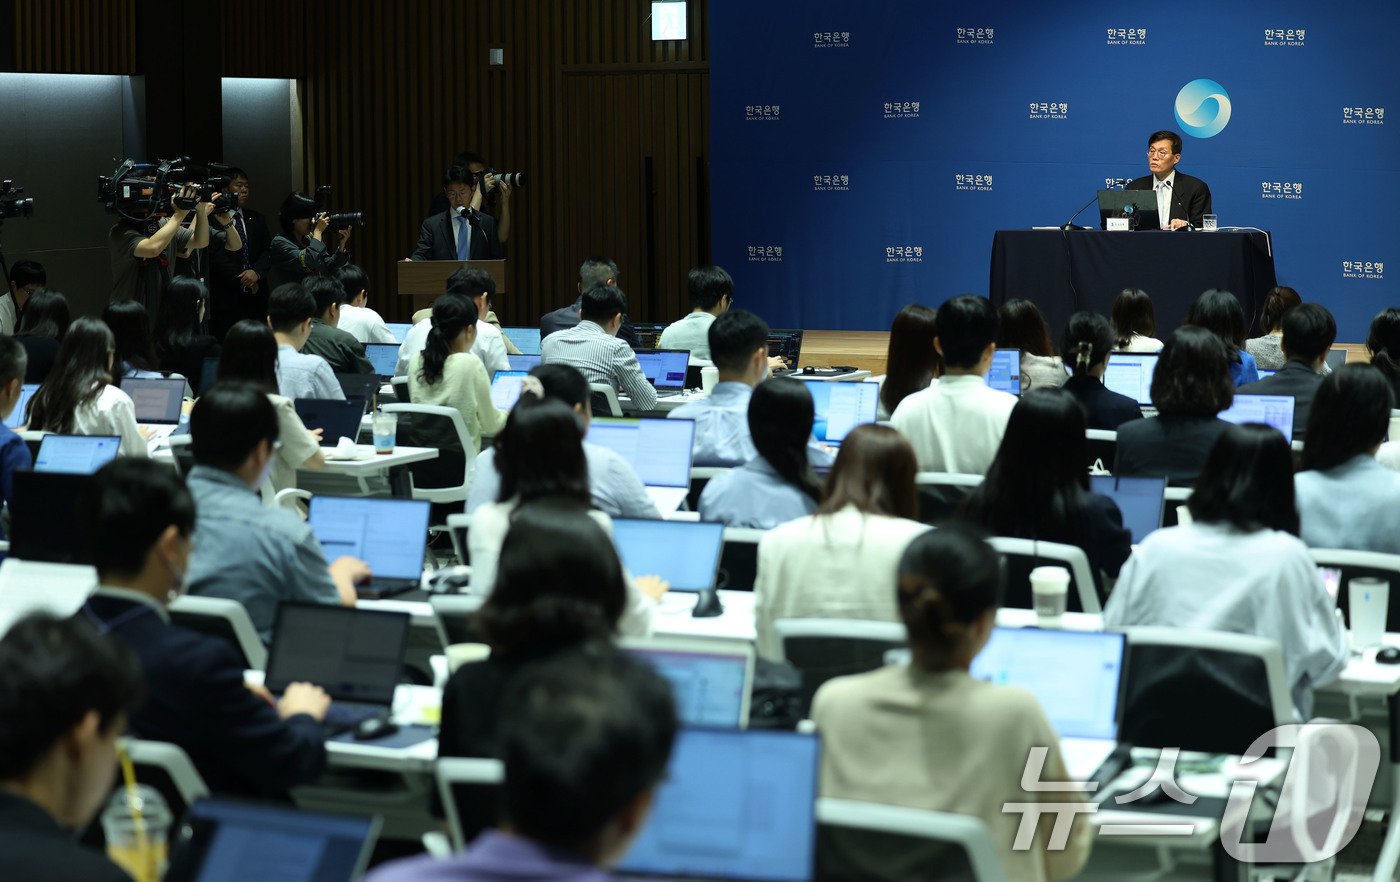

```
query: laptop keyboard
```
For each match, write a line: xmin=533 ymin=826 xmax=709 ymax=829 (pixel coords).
xmin=323 ymin=700 xmax=387 ymax=733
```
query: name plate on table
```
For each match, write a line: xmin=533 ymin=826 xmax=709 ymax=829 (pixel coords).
xmin=1106 ymin=217 xmax=1131 ymax=231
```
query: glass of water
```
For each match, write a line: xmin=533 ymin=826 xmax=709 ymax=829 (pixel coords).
xmin=1201 ymin=214 xmax=1218 ymax=231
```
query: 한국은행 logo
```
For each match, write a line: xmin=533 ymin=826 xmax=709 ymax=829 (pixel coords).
xmin=1261 ymin=182 xmax=1303 ymax=200
xmin=1104 ymin=177 xmax=1131 ymax=190
xmin=747 ymin=245 xmax=782 ymax=263
xmin=1264 ymin=28 xmax=1305 ymax=47
xmin=813 ymin=174 xmax=850 ymax=192
xmin=1106 ymin=27 xmax=1146 ymax=45
xmin=813 ymin=31 xmax=850 ymax=49
xmin=1343 ymin=107 xmax=1385 ymax=126
xmin=1175 ymin=79 xmax=1231 ymax=138
xmin=1343 ymin=260 xmax=1384 ymax=280
xmin=744 ymin=104 xmax=780 ymax=122
xmin=956 ymin=28 xmax=994 ymax=45
xmin=886 ymin=245 xmax=923 ymax=264
xmin=884 ymin=101 xmax=920 ymax=119
xmin=1029 ymin=102 xmax=1068 ymax=120
xmin=955 ymin=174 xmax=993 ymax=192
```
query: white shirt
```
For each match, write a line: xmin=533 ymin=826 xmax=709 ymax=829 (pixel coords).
xmin=336 ymin=303 xmax=398 ymax=344
xmin=889 ymin=373 xmax=1017 ymax=473
xmin=397 ymin=316 xmax=510 ymax=378
xmin=72 ymin=384 xmax=148 ymax=458
xmin=1154 ymin=170 xmax=1176 ymax=229
xmin=1103 ymin=521 xmax=1347 ymax=719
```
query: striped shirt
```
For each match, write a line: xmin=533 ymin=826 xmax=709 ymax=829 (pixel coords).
xmin=540 ymin=320 xmax=658 ymax=411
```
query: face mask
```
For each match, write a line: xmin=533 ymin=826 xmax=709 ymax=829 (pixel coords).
xmin=256 ymin=448 xmax=277 ymax=490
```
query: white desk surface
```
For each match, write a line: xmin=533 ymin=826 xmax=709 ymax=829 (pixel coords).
xmin=312 ymin=445 xmax=437 ymax=473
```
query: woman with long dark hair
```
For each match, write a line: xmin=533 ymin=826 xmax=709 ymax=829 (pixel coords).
xmin=1185 ymin=288 xmax=1258 ymax=386
xmin=27 ymin=317 xmax=146 ymax=457
xmin=408 ymin=294 xmax=507 ymax=452
xmin=1110 ymin=288 xmax=1162 ymax=352
xmin=877 ymin=304 xmax=940 ymax=419
xmin=1059 ymin=311 xmax=1141 ymax=430
xmin=754 ymin=424 xmax=928 ymax=657
xmin=1244 ymin=286 xmax=1301 ymax=371
xmin=1106 ymin=423 xmax=1346 ymax=719
xmin=101 ymin=300 xmax=162 ymax=381
xmin=961 ymin=389 xmax=1131 ymax=590
xmin=268 ymin=192 xmax=350 ymax=289
xmin=215 ymin=319 xmax=324 ymax=490
xmin=996 ymin=299 xmax=1066 ymax=392
xmin=14 ymin=288 xmax=70 ymax=383
xmin=1366 ymin=307 xmax=1400 ymax=403
xmin=155 ymin=276 xmax=220 ymax=393
xmin=700 ymin=379 xmax=822 ymax=528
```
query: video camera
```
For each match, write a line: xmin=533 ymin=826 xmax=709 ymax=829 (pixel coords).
xmin=97 ymin=158 xmax=236 ymax=224
xmin=0 ymin=181 xmax=34 ymax=220
xmin=311 ymin=185 xmax=364 ymax=230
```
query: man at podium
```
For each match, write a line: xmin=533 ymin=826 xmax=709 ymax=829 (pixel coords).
xmin=408 ymin=166 xmax=503 ymax=261
xmin=1124 ymin=130 xmax=1212 ymax=230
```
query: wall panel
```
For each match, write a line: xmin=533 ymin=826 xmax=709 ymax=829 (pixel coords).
xmin=11 ymin=0 xmax=137 ymax=74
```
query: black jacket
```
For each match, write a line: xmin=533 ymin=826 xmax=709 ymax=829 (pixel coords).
xmin=411 ymin=210 xmax=502 ymax=261
xmin=1114 ymin=414 xmax=1230 ymax=485
xmin=0 ymin=791 xmax=130 ymax=882
xmin=1236 ymin=359 xmax=1322 ymax=441
xmin=1063 ymin=374 xmax=1143 ymax=431
xmin=1125 ymin=171 xmax=1213 ymax=228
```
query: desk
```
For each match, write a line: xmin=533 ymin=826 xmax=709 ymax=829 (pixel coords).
xmin=989 ymin=229 xmax=1277 ymax=339
xmin=307 ymin=445 xmax=438 ymax=497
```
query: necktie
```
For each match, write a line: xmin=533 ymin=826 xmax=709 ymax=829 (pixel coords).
xmin=234 ymin=212 xmax=251 ymax=270
xmin=456 ymin=213 xmax=471 ymax=261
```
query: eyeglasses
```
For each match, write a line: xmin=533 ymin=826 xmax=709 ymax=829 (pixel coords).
xmin=1147 ymin=149 xmax=1175 ymax=159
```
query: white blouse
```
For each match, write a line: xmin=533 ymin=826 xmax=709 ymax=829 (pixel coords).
xmin=72 ymin=384 xmax=148 ymax=458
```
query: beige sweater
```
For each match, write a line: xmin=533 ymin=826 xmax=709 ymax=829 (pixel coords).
xmin=812 ymin=666 xmax=1093 ymax=882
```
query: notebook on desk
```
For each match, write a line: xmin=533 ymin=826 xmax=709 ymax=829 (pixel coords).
xmin=1105 ymin=352 xmax=1159 ymax=405
xmin=801 ymin=379 xmax=879 ymax=445
xmin=1219 ymin=393 xmax=1296 ymax=439
xmin=971 ymin=627 xmax=1128 ymax=782
xmin=33 ymin=435 xmax=121 ymax=474
xmin=629 ymin=322 xmax=669 ymax=350
xmin=3 ymin=383 xmax=37 ymax=430
xmin=10 ymin=471 xmax=94 ymax=565
xmin=502 ymin=326 xmax=542 ymax=355
xmin=622 ymin=637 xmax=754 ymax=728
xmin=335 ymin=372 xmax=380 ymax=409
xmin=987 ymin=348 xmax=1021 ymax=396
xmin=634 ymin=348 xmax=691 ymax=397
xmin=294 ymin=398 xmax=365 ymax=445
xmin=123 ymin=376 xmax=185 ymax=445
xmin=264 ymin=602 xmax=411 ymax=734
xmin=585 ymin=417 xmax=697 ymax=511
xmin=618 ymin=728 xmax=820 ymax=881
xmin=363 ymin=343 xmax=401 ymax=379
xmin=767 ymin=329 xmax=805 ymax=373
xmin=307 ymin=496 xmax=431 ymax=598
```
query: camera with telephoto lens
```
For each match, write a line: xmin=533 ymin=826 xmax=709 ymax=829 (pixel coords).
xmin=0 ymin=181 xmax=34 ymax=220
xmin=97 ymin=158 xmax=229 ymax=223
xmin=481 ymin=168 xmax=524 ymax=188
xmin=311 ymin=184 xmax=364 ymax=230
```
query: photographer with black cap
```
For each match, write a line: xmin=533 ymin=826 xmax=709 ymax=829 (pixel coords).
xmin=108 ymin=183 xmax=231 ymax=326
xmin=269 ymin=192 xmax=351 ymax=290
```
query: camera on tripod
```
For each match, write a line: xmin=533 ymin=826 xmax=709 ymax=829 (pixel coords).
xmin=97 ymin=158 xmax=234 ymax=222
xmin=0 ymin=181 xmax=34 ymax=220
xmin=312 ymin=185 xmax=364 ymax=230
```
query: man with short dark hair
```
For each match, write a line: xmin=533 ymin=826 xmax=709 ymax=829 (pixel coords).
xmin=0 ymin=614 xmax=144 ymax=882
xmin=395 ymin=267 xmax=510 ymax=377
xmin=891 ymin=295 xmax=1016 ymax=472
xmin=364 ymin=649 xmax=678 ymax=882
xmin=300 ymin=276 xmax=375 ymax=375
xmin=185 ymin=384 xmax=368 ymax=640
xmin=208 ymin=167 xmax=275 ymax=338
xmin=2 ymin=259 xmax=45 ymax=336
xmin=409 ymin=166 xmax=503 ymax=261
xmin=657 ymin=265 xmax=734 ymax=360
xmin=267 ymin=282 xmax=345 ymax=399
xmin=540 ymin=257 xmax=642 ymax=348
xmin=0 ymin=336 xmax=32 ymax=537
xmin=1125 ymin=130 xmax=1213 ymax=230
xmin=333 ymin=264 xmax=398 ymax=344
xmin=78 ymin=458 xmax=331 ymax=798
xmin=1237 ymin=302 xmax=1336 ymax=441
xmin=541 ymin=285 xmax=657 ymax=412
xmin=668 ymin=309 xmax=775 ymax=466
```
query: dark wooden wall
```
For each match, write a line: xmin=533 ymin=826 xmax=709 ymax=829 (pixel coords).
xmin=6 ymin=0 xmax=711 ymax=325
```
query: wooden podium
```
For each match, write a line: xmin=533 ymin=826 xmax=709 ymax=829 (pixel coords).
xmin=397 ymin=260 xmax=508 ymax=313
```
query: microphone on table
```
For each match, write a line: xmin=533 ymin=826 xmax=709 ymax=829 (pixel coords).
xmin=1061 ymin=193 xmax=1099 ymax=231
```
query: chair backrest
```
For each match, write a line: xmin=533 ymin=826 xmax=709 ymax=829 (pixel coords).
xmin=389 ymin=375 xmax=410 ymax=403
xmin=589 ymin=382 xmax=624 ymax=417
xmin=986 ymin=536 xmax=1101 ymax=613
xmin=688 ymin=465 xmax=731 ymax=510
xmin=774 ymin=618 xmax=907 ymax=715
xmin=435 ymin=757 xmax=505 ymax=852
xmin=1084 ymin=429 xmax=1117 ymax=472
xmin=716 ymin=527 xmax=764 ymax=591
xmin=82 ymin=739 xmax=210 ymax=852
xmin=1310 ymin=548 xmax=1400 ymax=632
xmin=1120 ymin=626 xmax=1293 ymax=755
xmin=167 ymin=594 xmax=267 ymax=669
xmin=815 ymin=798 xmax=1007 ymax=882
xmin=429 ymin=593 xmax=486 ymax=649
xmin=914 ymin=472 xmax=983 ymax=525
xmin=381 ymin=403 xmax=477 ymax=503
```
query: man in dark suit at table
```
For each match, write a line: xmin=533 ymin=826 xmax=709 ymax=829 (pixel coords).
xmin=1126 ymin=130 xmax=1212 ymax=230
xmin=408 ymin=165 xmax=503 ymax=262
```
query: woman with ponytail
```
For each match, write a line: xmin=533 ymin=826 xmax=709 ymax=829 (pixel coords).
xmin=811 ymin=525 xmax=1093 ymax=882
xmin=408 ymin=293 xmax=507 ymax=451
xmin=699 ymin=379 xmax=822 ymax=528
xmin=1058 ymin=311 xmax=1142 ymax=430
xmin=1366 ymin=307 xmax=1400 ymax=404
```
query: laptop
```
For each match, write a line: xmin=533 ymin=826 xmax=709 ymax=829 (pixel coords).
xmin=621 ymin=636 xmax=755 ymax=728
xmin=264 ymin=602 xmax=412 ymax=733
xmin=198 ymin=357 xmax=220 ymax=395
xmin=1104 ymin=352 xmax=1159 ymax=405
xmin=1220 ymin=393 xmax=1296 ymax=439
xmin=802 ymin=380 xmax=879 ymax=445
xmin=10 ymin=471 xmax=94 ymax=564
xmin=987 ymin=348 xmax=1021 ymax=396
xmin=165 ymin=799 xmax=380 ymax=882
xmin=618 ymin=728 xmax=820 ymax=881
xmin=1097 ymin=188 xmax=1162 ymax=231
xmin=33 ymin=435 xmax=121 ymax=474
xmin=502 ymin=326 xmax=542 ymax=355
xmin=335 ymin=372 xmax=380 ymax=410
xmin=1257 ymin=369 xmax=1277 ymax=379
xmin=123 ymin=376 xmax=185 ymax=445
xmin=1325 ymin=348 xmax=1348 ymax=370
xmin=585 ymin=417 xmax=697 ymax=511
xmin=768 ymin=329 xmax=805 ymax=373
xmin=1089 ymin=474 xmax=1167 ymax=544
xmin=629 ymin=322 xmax=669 ymax=350
xmin=610 ymin=519 xmax=725 ymax=594
xmin=489 ymin=370 xmax=530 ymax=411
xmin=633 ymin=348 xmax=691 ymax=396
xmin=970 ymin=627 xmax=1128 ymax=781
xmin=3 ymin=383 xmax=38 ymax=430
xmin=384 ymin=322 xmax=413 ymax=343
xmin=506 ymin=353 xmax=542 ymax=372
xmin=294 ymin=398 xmax=365 ymax=446
xmin=363 ymin=343 xmax=401 ymax=379
xmin=307 ymin=496 xmax=431 ymax=598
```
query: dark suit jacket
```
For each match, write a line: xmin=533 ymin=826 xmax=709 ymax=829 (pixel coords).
xmin=82 ymin=593 xmax=327 ymax=800
xmin=411 ymin=210 xmax=502 ymax=261
xmin=1114 ymin=414 xmax=1230 ymax=485
xmin=0 ymin=791 xmax=130 ymax=882
xmin=209 ymin=209 xmax=273 ymax=283
xmin=1237 ymin=359 xmax=1323 ymax=441
xmin=539 ymin=298 xmax=642 ymax=348
xmin=1063 ymin=375 xmax=1144 ymax=431
xmin=1126 ymin=171 xmax=1213 ymax=228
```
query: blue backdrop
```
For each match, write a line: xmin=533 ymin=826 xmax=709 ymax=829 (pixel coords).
xmin=710 ymin=1 xmax=1400 ymax=341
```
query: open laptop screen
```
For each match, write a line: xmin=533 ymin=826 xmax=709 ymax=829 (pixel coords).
xmin=264 ymin=604 xmax=410 ymax=704
xmin=502 ymin=326 xmax=542 ymax=355
xmin=1089 ymin=474 xmax=1166 ymax=544
xmin=767 ymin=329 xmax=804 ymax=369
xmin=987 ymin=349 xmax=1021 ymax=396
xmin=634 ymin=349 xmax=690 ymax=390
xmin=123 ymin=377 xmax=184 ymax=424
xmin=489 ymin=370 xmax=530 ymax=410
xmin=293 ymin=399 xmax=363 ymax=445
xmin=9 ymin=471 xmax=93 ymax=564
xmin=1219 ymin=393 xmax=1295 ymax=439
xmin=802 ymin=380 xmax=879 ymax=444
xmin=308 ymin=496 xmax=430 ymax=582
xmin=620 ymin=729 xmax=819 ymax=881
xmin=33 ymin=435 xmax=121 ymax=474
xmin=363 ymin=343 xmax=401 ymax=378
xmin=4 ymin=383 xmax=38 ymax=430
xmin=506 ymin=353 xmax=541 ymax=372
xmin=585 ymin=418 xmax=695 ymax=488
xmin=623 ymin=640 xmax=752 ymax=727
xmin=610 ymin=519 xmax=724 ymax=593
xmin=1104 ymin=353 xmax=1158 ymax=405
xmin=970 ymin=627 xmax=1126 ymax=741
xmin=384 ymin=322 xmax=413 ymax=344
xmin=166 ymin=798 xmax=379 ymax=882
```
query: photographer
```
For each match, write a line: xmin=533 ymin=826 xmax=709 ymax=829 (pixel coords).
xmin=1 ymin=259 xmax=45 ymax=336
xmin=269 ymin=192 xmax=351 ymax=290
xmin=409 ymin=165 xmax=503 ymax=262
xmin=428 ymin=150 xmax=515 ymax=245
xmin=108 ymin=183 xmax=223 ymax=324
xmin=208 ymin=167 xmax=274 ymax=338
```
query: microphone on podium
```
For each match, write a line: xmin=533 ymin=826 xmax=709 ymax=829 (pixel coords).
xmin=1061 ymin=193 xmax=1099 ymax=231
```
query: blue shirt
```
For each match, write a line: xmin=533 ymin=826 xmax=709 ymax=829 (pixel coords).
xmin=185 ymin=465 xmax=339 ymax=640
xmin=1231 ymin=349 xmax=1260 ymax=387
xmin=466 ymin=442 xmax=659 ymax=519
xmin=275 ymin=343 xmax=344 ymax=401
xmin=0 ymin=425 xmax=31 ymax=539
xmin=699 ymin=456 xmax=818 ymax=529
xmin=364 ymin=830 xmax=613 ymax=882
xmin=668 ymin=381 xmax=835 ymax=468
xmin=1296 ymin=454 xmax=1400 ymax=554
